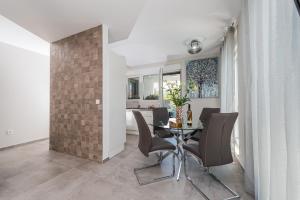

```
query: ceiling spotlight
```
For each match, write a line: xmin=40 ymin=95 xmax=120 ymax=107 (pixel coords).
xmin=187 ymin=39 xmax=202 ymax=54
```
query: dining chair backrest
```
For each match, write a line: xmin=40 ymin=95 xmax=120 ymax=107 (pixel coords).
xmin=199 ymin=112 xmax=238 ymax=167
xmin=153 ymin=107 xmax=169 ymax=126
xmin=132 ymin=111 xmax=152 ymax=157
xmin=199 ymin=108 xmax=220 ymax=127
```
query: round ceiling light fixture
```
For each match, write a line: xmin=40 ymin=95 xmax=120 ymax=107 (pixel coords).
xmin=186 ymin=39 xmax=202 ymax=54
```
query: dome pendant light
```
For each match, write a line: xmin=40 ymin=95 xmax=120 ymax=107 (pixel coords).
xmin=187 ymin=39 xmax=202 ymax=54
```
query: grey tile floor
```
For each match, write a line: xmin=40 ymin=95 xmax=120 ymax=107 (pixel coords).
xmin=0 ymin=135 xmax=254 ymax=200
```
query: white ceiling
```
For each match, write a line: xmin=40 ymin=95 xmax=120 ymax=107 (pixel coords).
xmin=110 ymin=0 xmax=241 ymax=66
xmin=0 ymin=0 xmax=241 ymax=66
xmin=0 ymin=15 xmax=49 ymax=56
xmin=0 ymin=0 xmax=146 ymax=42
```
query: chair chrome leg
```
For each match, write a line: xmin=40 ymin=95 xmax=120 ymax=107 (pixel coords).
xmin=160 ymin=151 xmax=172 ymax=162
xmin=155 ymin=151 xmax=172 ymax=164
xmin=183 ymin=151 xmax=240 ymax=200
xmin=134 ymin=151 xmax=176 ymax=186
xmin=208 ymin=170 xmax=240 ymax=200
xmin=176 ymin=158 xmax=182 ymax=181
xmin=183 ymin=151 xmax=210 ymax=200
xmin=155 ymin=152 xmax=162 ymax=161
xmin=172 ymin=152 xmax=176 ymax=176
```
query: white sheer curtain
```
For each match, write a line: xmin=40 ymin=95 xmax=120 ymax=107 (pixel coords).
xmin=220 ymin=27 xmax=241 ymax=162
xmin=237 ymin=0 xmax=255 ymax=195
xmin=237 ymin=0 xmax=300 ymax=199
xmin=220 ymin=27 xmax=235 ymax=113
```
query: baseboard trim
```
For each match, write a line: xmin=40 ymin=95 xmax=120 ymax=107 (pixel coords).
xmin=102 ymin=157 xmax=110 ymax=163
xmin=126 ymin=130 xmax=138 ymax=135
xmin=101 ymin=144 xmax=125 ymax=163
xmin=0 ymin=138 xmax=49 ymax=151
xmin=109 ymin=144 xmax=125 ymax=158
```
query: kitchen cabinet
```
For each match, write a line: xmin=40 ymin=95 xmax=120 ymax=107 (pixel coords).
xmin=126 ymin=109 xmax=153 ymax=135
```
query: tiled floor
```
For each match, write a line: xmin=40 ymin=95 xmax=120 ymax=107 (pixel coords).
xmin=0 ymin=135 xmax=254 ymax=200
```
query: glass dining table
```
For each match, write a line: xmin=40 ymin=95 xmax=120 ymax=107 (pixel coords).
xmin=150 ymin=119 xmax=203 ymax=181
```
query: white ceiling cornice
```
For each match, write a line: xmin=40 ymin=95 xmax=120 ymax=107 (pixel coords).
xmin=0 ymin=0 xmax=241 ymax=66
xmin=0 ymin=15 xmax=49 ymax=55
xmin=0 ymin=0 xmax=147 ymax=42
xmin=110 ymin=0 xmax=241 ymax=67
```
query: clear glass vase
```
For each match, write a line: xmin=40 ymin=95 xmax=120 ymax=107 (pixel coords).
xmin=176 ymin=106 xmax=183 ymax=128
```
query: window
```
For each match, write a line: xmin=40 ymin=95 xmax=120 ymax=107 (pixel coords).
xmin=143 ymin=74 xmax=159 ymax=100
xmin=163 ymin=72 xmax=181 ymax=117
xmin=127 ymin=77 xmax=140 ymax=99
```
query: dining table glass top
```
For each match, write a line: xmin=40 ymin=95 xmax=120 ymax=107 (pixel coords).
xmin=150 ymin=118 xmax=203 ymax=132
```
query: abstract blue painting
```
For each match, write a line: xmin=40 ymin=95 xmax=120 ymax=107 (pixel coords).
xmin=186 ymin=58 xmax=218 ymax=98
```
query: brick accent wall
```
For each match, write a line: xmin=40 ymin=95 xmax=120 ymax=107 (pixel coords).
xmin=50 ymin=26 xmax=103 ymax=162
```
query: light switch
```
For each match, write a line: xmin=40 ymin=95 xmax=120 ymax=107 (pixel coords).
xmin=6 ymin=130 xmax=15 ymax=135
xmin=95 ymin=99 xmax=100 ymax=105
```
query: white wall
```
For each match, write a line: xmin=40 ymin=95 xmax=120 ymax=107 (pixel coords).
xmin=189 ymin=98 xmax=220 ymax=125
xmin=107 ymin=51 xmax=126 ymax=158
xmin=103 ymin=25 xmax=127 ymax=160
xmin=126 ymin=65 xmax=161 ymax=108
xmin=126 ymin=57 xmax=221 ymax=117
xmin=0 ymin=15 xmax=49 ymax=56
xmin=102 ymin=25 xmax=109 ymax=160
xmin=0 ymin=42 xmax=50 ymax=148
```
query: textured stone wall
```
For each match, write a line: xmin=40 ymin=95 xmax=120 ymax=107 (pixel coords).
xmin=50 ymin=26 xmax=102 ymax=162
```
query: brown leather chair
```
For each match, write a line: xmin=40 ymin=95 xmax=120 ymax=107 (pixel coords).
xmin=200 ymin=108 xmax=221 ymax=126
xmin=183 ymin=113 xmax=239 ymax=200
xmin=152 ymin=107 xmax=174 ymax=138
xmin=132 ymin=111 xmax=177 ymax=185
xmin=190 ymin=107 xmax=220 ymax=141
